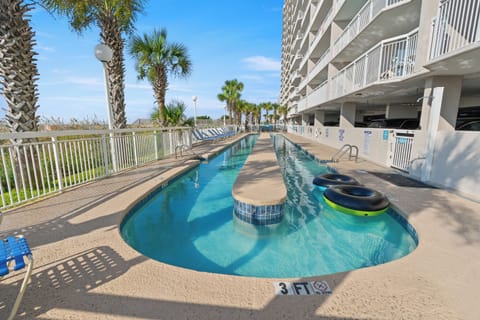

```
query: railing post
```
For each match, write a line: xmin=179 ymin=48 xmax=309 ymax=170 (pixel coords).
xmin=51 ymin=137 xmax=63 ymax=191
xmin=169 ymin=129 xmax=173 ymax=156
xmin=132 ymin=132 xmax=138 ymax=167
xmin=154 ymin=130 xmax=159 ymax=160
xmin=403 ymin=35 xmax=410 ymax=77
xmin=363 ymin=55 xmax=368 ymax=87
xmin=109 ymin=130 xmax=118 ymax=174
xmin=101 ymin=134 xmax=110 ymax=175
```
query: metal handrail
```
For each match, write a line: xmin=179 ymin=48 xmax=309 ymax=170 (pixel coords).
xmin=331 ymin=144 xmax=358 ymax=162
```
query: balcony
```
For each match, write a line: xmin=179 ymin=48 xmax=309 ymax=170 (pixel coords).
xmin=331 ymin=29 xmax=418 ymax=99
xmin=309 ymin=48 xmax=331 ymax=81
xmin=298 ymin=95 xmax=308 ymax=112
xmin=332 ymin=0 xmax=420 ymax=63
xmin=292 ymin=71 xmax=302 ymax=86
xmin=427 ymin=0 xmax=480 ymax=74
xmin=308 ymin=80 xmax=329 ymax=107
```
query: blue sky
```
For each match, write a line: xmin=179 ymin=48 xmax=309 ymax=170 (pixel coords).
xmin=0 ymin=0 xmax=282 ymax=124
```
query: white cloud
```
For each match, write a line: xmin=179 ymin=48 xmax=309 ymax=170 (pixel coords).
xmin=37 ymin=45 xmax=55 ymax=53
xmin=42 ymin=95 xmax=104 ymax=103
xmin=66 ymin=76 xmax=103 ymax=86
xmin=239 ymin=74 xmax=264 ymax=81
xmin=126 ymin=83 xmax=152 ymax=90
xmin=242 ymin=56 xmax=280 ymax=72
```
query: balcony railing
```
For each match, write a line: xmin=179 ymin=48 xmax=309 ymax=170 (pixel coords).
xmin=430 ymin=0 xmax=480 ymax=60
xmin=0 ymin=126 xmax=234 ymax=210
xmin=332 ymin=0 xmax=407 ymax=57
xmin=331 ymin=29 xmax=418 ymax=99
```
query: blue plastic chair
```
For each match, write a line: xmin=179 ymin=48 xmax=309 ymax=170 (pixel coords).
xmin=1 ymin=214 xmax=34 ymax=320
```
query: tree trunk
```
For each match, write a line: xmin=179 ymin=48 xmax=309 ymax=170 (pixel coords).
xmin=0 ymin=0 xmax=39 ymax=138
xmin=0 ymin=0 xmax=40 ymax=192
xmin=228 ymin=102 xmax=233 ymax=125
xmin=153 ymin=66 xmax=168 ymax=126
xmin=100 ymin=17 xmax=127 ymax=128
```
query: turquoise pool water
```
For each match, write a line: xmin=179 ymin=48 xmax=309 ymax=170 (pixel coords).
xmin=121 ymin=135 xmax=417 ymax=278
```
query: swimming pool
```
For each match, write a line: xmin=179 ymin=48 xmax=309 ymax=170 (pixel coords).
xmin=121 ymin=134 xmax=417 ymax=278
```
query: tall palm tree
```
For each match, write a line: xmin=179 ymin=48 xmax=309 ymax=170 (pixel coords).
xmin=43 ymin=0 xmax=146 ymax=128
xmin=0 ymin=0 xmax=40 ymax=138
xmin=237 ymin=100 xmax=255 ymax=131
xmin=217 ymin=79 xmax=243 ymax=125
xmin=129 ymin=28 xmax=192 ymax=126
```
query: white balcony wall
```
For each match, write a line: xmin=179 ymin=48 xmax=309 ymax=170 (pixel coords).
xmin=298 ymin=96 xmax=308 ymax=112
xmin=287 ymin=126 xmax=391 ymax=166
xmin=308 ymin=81 xmax=329 ymax=107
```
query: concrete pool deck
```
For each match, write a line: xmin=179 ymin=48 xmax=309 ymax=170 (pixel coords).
xmin=1 ymin=132 xmax=479 ymax=319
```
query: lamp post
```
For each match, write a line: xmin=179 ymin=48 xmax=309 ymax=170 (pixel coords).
xmin=192 ymin=96 xmax=197 ymax=127
xmin=223 ymin=105 xmax=227 ymax=127
xmin=94 ymin=43 xmax=117 ymax=173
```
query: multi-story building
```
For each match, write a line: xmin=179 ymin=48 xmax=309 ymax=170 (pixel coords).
xmin=281 ymin=0 xmax=480 ymax=201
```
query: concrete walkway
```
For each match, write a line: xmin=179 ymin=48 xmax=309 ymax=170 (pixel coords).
xmin=0 ymin=132 xmax=479 ymax=320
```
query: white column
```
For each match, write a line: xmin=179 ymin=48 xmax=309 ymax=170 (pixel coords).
xmin=314 ymin=110 xmax=325 ymax=127
xmin=340 ymin=102 xmax=356 ymax=128
xmin=420 ymin=76 xmax=462 ymax=181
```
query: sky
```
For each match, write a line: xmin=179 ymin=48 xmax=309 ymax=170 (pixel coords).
xmin=0 ymin=0 xmax=283 ymax=124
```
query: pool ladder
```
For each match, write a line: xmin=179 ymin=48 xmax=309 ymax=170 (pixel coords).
xmin=331 ymin=144 xmax=358 ymax=162
xmin=175 ymin=144 xmax=205 ymax=161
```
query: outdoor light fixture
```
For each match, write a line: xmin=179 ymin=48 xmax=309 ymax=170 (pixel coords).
xmin=94 ymin=43 xmax=113 ymax=63
xmin=192 ymin=96 xmax=198 ymax=127
xmin=94 ymin=43 xmax=117 ymax=172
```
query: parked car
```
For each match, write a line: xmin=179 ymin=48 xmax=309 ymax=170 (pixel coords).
xmin=367 ymin=118 xmax=420 ymax=129
xmin=323 ymin=121 xmax=339 ymax=127
xmin=456 ymin=119 xmax=480 ymax=131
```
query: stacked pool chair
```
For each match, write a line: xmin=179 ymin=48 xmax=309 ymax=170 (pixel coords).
xmin=0 ymin=212 xmax=34 ymax=320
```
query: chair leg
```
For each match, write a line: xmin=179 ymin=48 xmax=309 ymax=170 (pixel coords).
xmin=7 ymin=255 xmax=33 ymax=320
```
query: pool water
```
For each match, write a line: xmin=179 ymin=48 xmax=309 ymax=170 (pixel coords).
xmin=121 ymin=135 xmax=417 ymax=278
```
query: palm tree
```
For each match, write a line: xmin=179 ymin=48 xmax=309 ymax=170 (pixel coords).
xmin=0 ymin=0 xmax=40 ymax=138
xmin=252 ymin=104 xmax=262 ymax=126
xmin=271 ymin=103 xmax=280 ymax=127
xmin=130 ymin=28 xmax=192 ymax=126
xmin=43 ymin=0 xmax=146 ymax=128
xmin=261 ymin=102 xmax=273 ymax=124
xmin=237 ymin=100 xmax=255 ymax=131
xmin=151 ymin=99 xmax=189 ymax=127
xmin=278 ymin=104 xmax=290 ymax=123
xmin=217 ymin=79 xmax=243 ymax=125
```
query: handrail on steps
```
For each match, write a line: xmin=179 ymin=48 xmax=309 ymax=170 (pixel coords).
xmin=331 ymin=144 xmax=358 ymax=162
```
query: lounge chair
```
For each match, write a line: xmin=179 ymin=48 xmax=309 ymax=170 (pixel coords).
xmin=192 ymin=129 xmax=217 ymax=142
xmin=0 ymin=229 xmax=34 ymax=320
xmin=0 ymin=236 xmax=33 ymax=320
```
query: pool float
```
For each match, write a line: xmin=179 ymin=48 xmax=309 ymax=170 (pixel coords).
xmin=323 ymin=185 xmax=389 ymax=217
xmin=313 ymin=173 xmax=359 ymax=188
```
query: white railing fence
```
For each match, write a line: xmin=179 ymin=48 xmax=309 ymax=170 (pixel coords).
xmin=331 ymin=29 xmax=418 ymax=99
xmin=332 ymin=0 xmax=407 ymax=57
xmin=0 ymin=127 xmax=194 ymax=210
xmin=430 ymin=0 xmax=480 ymax=60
